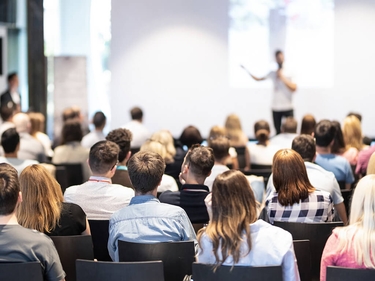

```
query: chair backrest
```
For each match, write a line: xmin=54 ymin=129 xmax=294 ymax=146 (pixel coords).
xmin=88 ymin=220 xmax=111 ymax=261
xmin=250 ymin=164 xmax=272 ymax=170
xmin=118 ymin=240 xmax=195 ymax=281
xmin=340 ymin=189 xmax=353 ymax=218
xmin=55 ymin=165 xmax=68 ymax=193
xmin=192 ymin=262 xmax=283 ymax=281
xmin=0 ymin=262 xmax=43 ymax=281
xmin=234 ymin=146 xmax=247 ymax=169
xmin=274 ymin=221 xmax=343 ymax=280
xmin=326 ymin=266 xmax=375 ymax=281
xmin=293 ymin=240 xmax=311 ymax=281
xmin=50 ymin=235 xmax=94 ymax=281
xmin=54 ymin=163 xmax=83 ymax=189
xmin=75 ymin=259 xmax=164 ymax=281
xmin=337 ymin=180 xmax=346 ymax=190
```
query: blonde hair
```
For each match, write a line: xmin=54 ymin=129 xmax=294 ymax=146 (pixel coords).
xmin=28 ymin=112 xmax=45 ymax=137
xmin=140 ymin=140 xmax=168 ymax=162
xmin=16 ymin=165 xmax=63 ymax=233
xmin=335 ymin=175 xmax=375 ymax=268
xmin=150 ymin=130 xmax=176 ymax=164
xmin=342 ymin=116 xmax=363 ymax=151
xmin=208 ymin=125 xmax=226 ymax=146
xmin=224 ymin=114 xmax=245 ymax=144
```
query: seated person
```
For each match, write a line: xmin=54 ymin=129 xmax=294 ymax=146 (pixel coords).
xmin=197 ymin=170 xmax=300 ymax=281
xmin=0 ymin=163 xmax=65 ymax=281
xmin=122 ymin=106 xmax=150 ymax=149
xmin=314 ymin=120 xmax=354 ymax=189
xmin=320 ymin=175 xmax=375 ymax=281
xmin=300 ymin=114 xmax=316 ymax=135
xmin=265 ymin=149 xmax=334 ymax=224
xmin=81 ymin=111 xmax=107 ymax=149
xmin=269 ymin=117 xmax=298 ymax=149
xmin=64 ymin=140 xmax=135 ymax=220
xmin=159 ymin=144 xmax=214 ymax=224
xmin=107 ymin=151 xmax=196 ymax=262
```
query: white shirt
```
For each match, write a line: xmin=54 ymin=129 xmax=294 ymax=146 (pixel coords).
xmin=122 ymin=120 xmax=150 ymax=148
xmin=269 ymin=133 xmax=298 ymax=149
xmin=204 ymin=164 xmax=229 ymax=191
xmin=267 ymin=68 xmax=295 ymax=111
xmin=157 ymin=174 xmax=179 ymax=192
xmin=0 ymin=121 xmax=15 ymax=137
xmin=81 ymin=131 xmax=106 ymax=149
xmin=248 ymin=143 xmax=280 ymax=166
xmin=64 ymin=176 xmax=135 ymax=220
xmin=0 ymin=157 xmax=38 ymax=175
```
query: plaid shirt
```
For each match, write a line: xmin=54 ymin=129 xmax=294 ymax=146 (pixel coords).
xmin=265 ymin=190 xmax=334 ymax=224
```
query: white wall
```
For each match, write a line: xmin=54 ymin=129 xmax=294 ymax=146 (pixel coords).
xmin=110 ymin=0 xmax=375 ymax=138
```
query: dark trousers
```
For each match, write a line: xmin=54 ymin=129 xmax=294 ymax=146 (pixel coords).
xmin=272 ymin=109 xmax=294 ymax=135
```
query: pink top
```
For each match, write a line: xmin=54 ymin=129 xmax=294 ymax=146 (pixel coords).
xmin=320 ymin=229 xmax=368 ymax=281
xmin=341 ymin=147 xmax=359 ymax=166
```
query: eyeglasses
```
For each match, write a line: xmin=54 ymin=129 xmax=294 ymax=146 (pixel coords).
xmin=111 ymin=160 xmax=119 ymax=170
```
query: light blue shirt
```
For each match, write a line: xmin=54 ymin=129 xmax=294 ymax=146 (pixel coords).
xmin=197 ymin=219 xmax=300 ymax=281
xmin=315 ymin=154 xmax=354 ymax=183
xmin=107 ymin=195 xmax=197 ymax=261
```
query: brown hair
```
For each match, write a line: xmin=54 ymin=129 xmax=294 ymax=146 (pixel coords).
xmin=17 ymin=165 xmax=63 ymax=233
xmin=0 ymin=163 xmax=20 ymax=215
xmin=300 ymin=114 xmax=316 ymax=135
xmin=28 ymin=112 xmax=46 ymax=136
xmin=89 ymin=140 xmax=120 ymax=174
xmin=272 ymin=149 xmax=315 ymax=206
xmin=209 ymin=137 xmax=230 ymax=161
xmin=198 ymin=170 xmax=257 ymax=269
xmin=61 ymin=120 xmax=83 ymax=144
xmin=254 ymin=120 xmax=270 ymax=143
xmin=184 ymin=144 xmax=214 ymax=178
xmin=106 ymin=128 xmax=133 ymax=163
xmin=281 ymin=117 xmax=298 ymax=133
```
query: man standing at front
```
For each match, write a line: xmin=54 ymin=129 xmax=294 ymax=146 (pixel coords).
xmin=107 ymin=151 xmax=196 ymax=262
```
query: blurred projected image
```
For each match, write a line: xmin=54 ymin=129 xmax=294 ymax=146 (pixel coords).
xmin=230 ymin=0 xmax=334 ymax=89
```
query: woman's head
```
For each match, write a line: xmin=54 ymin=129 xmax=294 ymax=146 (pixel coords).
xmin=254 ymin=120 xmax=270 ymax=143
xmin=272 ymin=149 xmax=314 ymax=206
xmin=150 ymin=130 xmax=176 ymax=163
xmin=140 ymin=139 xmax=168 ymax=163
xmin=225 ymin=114 xmax=244 ymax=142
xmin=28 ymin=112 xmax=45 ymax=136
xmin=16 ymin=164 xmax=63 ymax=233
xmin=300 ymin=114 xmax=316 ymax=135
xmin=342 ymin=115 xmax=363 ymax=151
xmin=61 ymin=120 xmax=83 ymax=145
xmin=179 ymin=126 xmax=203 ymax=149
xmin=331 ymin=120 xmax=346 ymax=154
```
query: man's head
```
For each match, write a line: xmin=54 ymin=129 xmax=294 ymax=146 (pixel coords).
xmin=7 ymin=72 xmax=19 ymax=89
xmin=181 ymin=144 xmax=214 ymax=183
xmin=128 ymin=151 xmax=165 ymax=195
xmin=130 ymin=107 xmax=143 ymax=121
xmin=106 ymin=128 xmax=133 ymax=164
xmin=281 ymin=117 xmax=297 ymax=134
xmin=62 ymin=107 xmax=81 ymax=122
xmin=1 ymin=128 xmax=20 ymax=154
xmin=0 ymin=106 xmax=15 ymax=122
xmin=275 ymin=50 xmax=284 ymax=69
xmin=12 ymin=113 xmax=31 ymax=134
xmin=93 ymin=111 xmax=106 ymax=130
xmin=314 ymin=120 xmax=335 ymax=148
xmin=88 ymin=140 xmax=120 ymax=175
xmin=292 ymin=135 xmax=316 ymax=162
xmin=209 ymin=137 xmax=230 ymax=163
xmin=0 ymin=163 xmax=20 ymax=216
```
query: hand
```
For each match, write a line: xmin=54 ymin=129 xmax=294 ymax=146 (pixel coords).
xmin=204 ymin=193 xmax=212 ymax=220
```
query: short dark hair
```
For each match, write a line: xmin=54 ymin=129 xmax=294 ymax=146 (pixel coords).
xmin=89 ymin=141 xmax=120 ymax=174
xmin=106 ymin=129 xmax=133 ymax=162
xmin=347 ymin=112 xmax=362 ymax=122
xmin=7 ymin=72 xmax=17 ymax=83
xmin=0 ymin=163 xmax=20 ymax=215
xmin=130 ymin=107 xmax=143 ymax=120
xmin=209 ymin=137 xmax=229 ymax=161
xmin=0 ymin=106 xmax=14 ymax=121
xmin=281 ymin=117 xmax=297 ymax=133
xmin=331 ymin=120 xmax=345 ymax=154
xmin=314 ymin=120 xmax=335 ymax=147
xmin=180 ymin=126 xmax=203 ymax=149
xmin=292 ymin=135 xmax=316 ymax=162
xmin=61 ymin=120 xmax=83 ymax=144
xmin=254 ymin=120 xmax=270 ymax=142
xmin=93 ymin=111 xmax=106 ymax=128
xmin=128 ymin=151 xmax=165 ymax=194
xmin=1 ymin=128 xmax=20 ymax=153
xmin=275 ymin=50 xmax=283 ymax=57
xmin=184 ymin=144 xmax=214 ymax=178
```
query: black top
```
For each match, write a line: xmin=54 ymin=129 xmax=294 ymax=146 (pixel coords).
xmin=159 ymin=184 xmax=210 ymax=224
xmin=165 ymin=147 xmax=187 ymax=190
xmin=47 ymin=202 xmax=87 ymax=236
xmin=112 ymin=169 xmax=134 ymax=189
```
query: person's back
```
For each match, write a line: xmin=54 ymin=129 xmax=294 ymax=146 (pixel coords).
xmin=64 ymin=141 xmax=134 ymax=220
xmin=122 ymin=107 xmax=149 ymax=148
xmin=81 ymin=111 xmax=107 ymax=149
xmin=107 ymin=151 xmax=196 ymax=262
xmin=269 ymin=117 xmax=298 ymax=149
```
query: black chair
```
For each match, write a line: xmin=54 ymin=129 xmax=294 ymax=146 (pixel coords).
xmin=234 ymin=146 xmax=247 ymax=169
xmin=250 ymin=164 xmax=272 ymax=170
xmin=326 ymin=266 xmax=375 ymax=281
xmin=88 ymin=220 xmax=111 ymax=261
xmin=55 ymin=165 xmax=68 ymax=193
xmin=340 ymin=189 xmax=353 ymax=217
xmin=54 ymin=163 xmax=83 ymax=191
xmin=274 ymin=221 xmax=343 ymax=281
xmin=75 ymin=259 xmax=164 ymax=281
xmin=293 ymin=240 xmax=311 ymax=281
xmin=0 ymin=262 xmax=43 ymax=281
xmin=50 ymin=235 xmax=94 ymax=281
xmin=118 ymin=240 xmax=195 ymax=281
xmin=337 ymin=180 xmax=346 ymax=190
xmin=192 ymin=262 xmax=283 ymax=281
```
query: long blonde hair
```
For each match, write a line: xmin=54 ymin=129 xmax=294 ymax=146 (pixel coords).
xmin=17 ymin=165 xmax=63 ymax=233
xmin=342 ymin=116 xmax=363 ymax=151
xmin=336 ymin=175 xmax=375 ymax=267
xmin=150 ymin=130 xmax=176 ymax=164
xmin=224 ymin=114 xmax=246 ymax=145
xmin=197 ymin=170 xmax=258 ymax=269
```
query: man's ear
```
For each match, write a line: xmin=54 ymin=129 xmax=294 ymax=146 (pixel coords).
xmin=182 ymin=164 xmax=189 ymax=174
xmin=125 ymin=151 xmax=132 ymax=162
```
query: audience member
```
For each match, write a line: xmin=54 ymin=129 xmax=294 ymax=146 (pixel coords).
xmin=341 ymin=115 xmax=364 ymax=165
xmin=330 ymin=120 xmax=346 ymax=155
xmin=122 ymin=106 xmax=150 ymax=148
xmin=28 ymin=112 xmax=54 ymax=158
xmin=0 ymin=163 xmax=65 ymax=281
xmin=12 ymin=112 xmax=46 ymax=162
xmin=81 ymin=111 xmax=107 ymax=149
xmin=106 ymin=128 xmax=133 ymax=188
xmin=356 ymin=145 xmax=375 ymax=176
xmin=347 ymin=112 xmax=372 ymax=146
xmin=248 ymin=120 xmax=279 ymax=166
xmin=320 ymin=175 xmax=375 ymax=281
xmin=159 ymin=144 xmax=214 ymax=223
xmin=0 ymin=72 xmax=21 ymax=112
xmin=64 ymin=140 xmax=134 ymax=220
xmin=270 ymin=117 xmax=298 ymax=149
xmin=300 ymin=114 xmax=316 ymax=135
xmin=0 ymin=106 xmax=15 ymax=137
xmin=197 ymin=170 xmax=300 ymax=281
xmin=0 ymin=128 xmax=38 ymax=174
xmin=140 ymin=139 xmax=178 ymax=192
xmin=180 ymin=125 xmax=203 ymax=149
xmin=366 ymin=152 xmax=375 ymax=175
xmin=265 ymin=149 xmax=334 ymax=224
xmin=266 ymin=135 xmax=347 ymax=224
xmin=107 ymin=151 xmax=196 ymax=262
xmin=204 ymin=137 xmax=230 ymax=191
xmin=52 ymin=120 xmax=91 ymax=181
xmin=314 ymin=120 xmax=354 ymax=189
xmin=17 ymin=164 xmax=90 ymax=236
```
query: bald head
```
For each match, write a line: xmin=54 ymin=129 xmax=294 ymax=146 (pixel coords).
xmin=13 ymin=113 xmax=31 ymax=133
